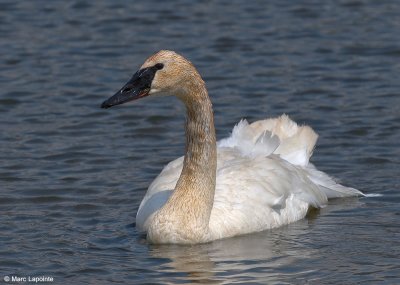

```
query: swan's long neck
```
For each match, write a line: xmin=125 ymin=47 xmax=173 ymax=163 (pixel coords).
xmin=149 ymin=78 xmax=217 ymax=243
xmin=177 ymin=88 xmax=217 ymax=214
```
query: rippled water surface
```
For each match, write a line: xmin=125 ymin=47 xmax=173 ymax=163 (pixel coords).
xmin=1 ymin=1 xmax=399 ymax=284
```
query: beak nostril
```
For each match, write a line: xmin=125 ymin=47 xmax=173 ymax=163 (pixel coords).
xmin=122 ymin=87 xmax=133 ymax=93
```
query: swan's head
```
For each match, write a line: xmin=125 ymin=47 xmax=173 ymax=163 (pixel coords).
xmin=101 ymin=50 xmax=202 ymax=108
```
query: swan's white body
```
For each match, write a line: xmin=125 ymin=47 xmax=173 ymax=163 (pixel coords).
xmin=102 ymin=50 xmax=363 ymax=244
xmin=136 ymin=115 xmax=363 ymax=241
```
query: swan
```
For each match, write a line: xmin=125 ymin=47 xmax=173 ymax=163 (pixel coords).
xmin=101 ymin=50 xmax=364 ymax=244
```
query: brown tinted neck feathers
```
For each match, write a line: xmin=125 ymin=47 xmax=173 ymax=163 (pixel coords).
xmin=162 ymin=72 xmax=217 ymax=240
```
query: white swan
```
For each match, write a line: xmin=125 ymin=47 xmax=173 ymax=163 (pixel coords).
xmin=101 ymin=50 xmax=364 ymax=244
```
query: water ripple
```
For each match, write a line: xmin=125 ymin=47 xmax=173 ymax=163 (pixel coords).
xmin=1 ymin=0 xmax=399 ymax=284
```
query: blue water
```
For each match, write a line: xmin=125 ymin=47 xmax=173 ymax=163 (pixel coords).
xmin=1 ymin=1 xmax=399 ymax=284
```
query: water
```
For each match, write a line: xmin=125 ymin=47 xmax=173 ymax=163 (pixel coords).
xmin=1 ymin=0 xmax=399 ymax=284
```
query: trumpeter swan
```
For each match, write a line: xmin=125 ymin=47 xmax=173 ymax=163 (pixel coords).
xmin=101 ymin=50 xmax=363 ymax=244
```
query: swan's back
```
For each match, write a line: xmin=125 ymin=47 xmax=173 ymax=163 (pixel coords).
xmin=136 ymin=115 xmax=363 ymax=237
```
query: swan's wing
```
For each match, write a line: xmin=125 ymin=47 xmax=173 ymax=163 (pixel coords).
xmin=208 ymin=150 xmax=328 ymax=239
xmin=219 ymin=115 xmax=318 ymax=166
xmin=218 ymin=120 xmax=280 ymax=158
xmin=136 ymin=157 xmax=183 ymax=231
xmin=209 ymin=115 xmax=362 ymax=238
xmin=249 ymin=114 xmax=318 ymax=166
xmin=222 ymin=115 xmax=362 ymax=198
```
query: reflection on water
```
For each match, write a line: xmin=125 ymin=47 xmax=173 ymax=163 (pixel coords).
xmin=147 ymin=198 xmax=368 ymax=284
xmin=1 ymin=0 xmax=399 ymax=284
xmin=149 ymin=231 xmax=306 ymax=285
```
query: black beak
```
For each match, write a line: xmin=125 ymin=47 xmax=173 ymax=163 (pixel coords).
xmin=101 ymin=66 xmax=159 ymax=109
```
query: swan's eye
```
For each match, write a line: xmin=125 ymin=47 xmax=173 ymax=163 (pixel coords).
xmin=155 ymin=63 xmax=164 ymax=70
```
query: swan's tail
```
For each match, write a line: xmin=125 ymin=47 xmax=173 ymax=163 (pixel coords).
xmin=306 ymin=163 xmax=364 ymax=198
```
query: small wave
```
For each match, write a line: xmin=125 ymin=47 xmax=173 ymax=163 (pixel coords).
xmin=364 ymin=193 xmax=383 ymax=197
